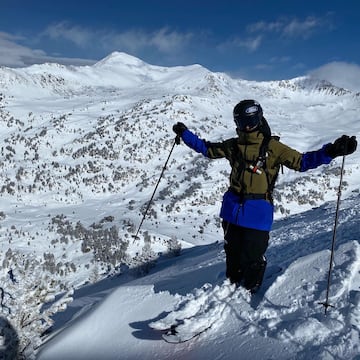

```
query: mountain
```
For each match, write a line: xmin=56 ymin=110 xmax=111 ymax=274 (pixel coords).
xmin=0 ymin=52 xmax=359 ymax=359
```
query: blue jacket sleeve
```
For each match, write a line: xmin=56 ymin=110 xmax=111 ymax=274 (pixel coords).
xmin=181 ymin=129 xmax=209 ymax=157
xmin=300 ymin=144 xmax=333 ymax=172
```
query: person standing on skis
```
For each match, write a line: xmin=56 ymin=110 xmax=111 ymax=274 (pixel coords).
xmin=173 ymin=99 xmax=357 ymax=293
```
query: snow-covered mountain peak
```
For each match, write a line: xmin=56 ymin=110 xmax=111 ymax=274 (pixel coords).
xmin=276 ymin=75 xmax=353 ymax=96
xmin=94 ymin=51 xmax=149 ymax=68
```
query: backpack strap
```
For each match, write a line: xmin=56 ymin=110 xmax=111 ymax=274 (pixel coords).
xmin=248 ymin=135 xmax=273 ymax=175
xmin=261 ymin=135 xmax=281 ymax=195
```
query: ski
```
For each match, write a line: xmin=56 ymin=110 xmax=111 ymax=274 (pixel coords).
xmin=162 ymin=322 xmax=213 ymax=343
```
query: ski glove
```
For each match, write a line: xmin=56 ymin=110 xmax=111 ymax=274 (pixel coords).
xmin=325 ymin=135 xmax=357 ymax=158
xmin=173 ymin=122 xmax=188 ymax=137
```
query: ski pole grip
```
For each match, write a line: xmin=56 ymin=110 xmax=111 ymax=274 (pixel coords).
xmin=175 ymin=135 xmax=181 ymax=145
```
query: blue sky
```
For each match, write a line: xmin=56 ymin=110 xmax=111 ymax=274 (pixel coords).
xmin=1 ymin=0 xmax=360 ymax=89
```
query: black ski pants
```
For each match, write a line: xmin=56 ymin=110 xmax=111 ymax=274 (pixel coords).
xmin=222 ymin=221 xmax=269 ymax=291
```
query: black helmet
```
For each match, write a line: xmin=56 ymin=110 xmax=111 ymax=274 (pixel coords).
xmin=233 ymin=100 xmax=263 ymax=131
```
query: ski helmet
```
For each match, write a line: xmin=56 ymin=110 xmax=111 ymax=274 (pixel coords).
xmin=233 ymin=100 xmax=263 ymax=131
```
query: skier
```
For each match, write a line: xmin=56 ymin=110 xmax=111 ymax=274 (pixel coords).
xmin=173 ymin=99 xmax=357 ymax=293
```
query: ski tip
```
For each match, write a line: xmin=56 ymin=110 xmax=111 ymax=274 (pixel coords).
xmin=162 ymin=326 xmax=184 ymax=344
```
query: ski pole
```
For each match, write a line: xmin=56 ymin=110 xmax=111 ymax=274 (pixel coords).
xmin=133 ymin=135 xmax=180 ymax=240
xmin=319 ymin=155 xmax=345 ymax=315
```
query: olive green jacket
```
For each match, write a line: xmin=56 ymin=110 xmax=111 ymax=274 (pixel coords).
xmin=206 ymin=131 xmax=302 ymax=195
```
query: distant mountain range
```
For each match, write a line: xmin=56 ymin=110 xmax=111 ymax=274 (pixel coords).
xmin=1 ymin=52 xmax=358 ymax=97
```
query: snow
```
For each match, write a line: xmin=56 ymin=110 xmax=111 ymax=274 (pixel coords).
xmin=36 ymin=197 xmax=360 ymax=360
xmin=0 ymin=52 xmax=359 ymax=359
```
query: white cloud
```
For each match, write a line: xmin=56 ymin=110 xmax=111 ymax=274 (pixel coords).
xmin=0 ymin=31 xmax=94 ymax=68
xmin=150 ymin=28 xmax=193 ymax=53
xmin=42 ymin=23 xmax=193 ymax=54
xmin=217 ymin=35 xmax=262 ymax=52
xmin=247 ymin=15 xmax=332 ymax=39
xmin=42 ymin=22 xmax=93 ymax=48
xmin=283 ymin=17 xmax=321 ymax=38
xmin=247 ymin=20 xmax=283 ymax=33
xmin=309 ymin=62 xmax=360 ymax=93
xmin=0 ymin=31 xmax=47 ymax=67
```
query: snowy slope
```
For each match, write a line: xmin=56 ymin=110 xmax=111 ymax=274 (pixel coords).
xmin=0 ymin=51 xmax=359 ymax=359
xmin=36 ymin=195 xmax=360 ymax=360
